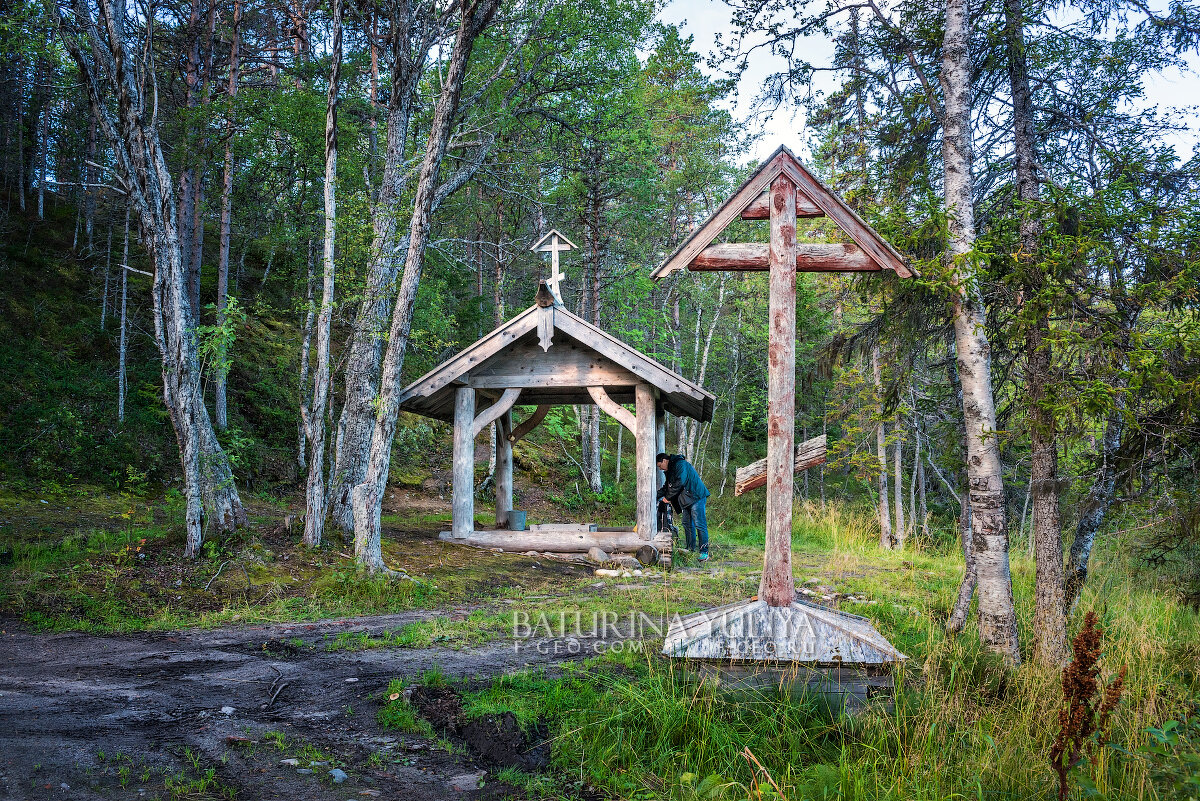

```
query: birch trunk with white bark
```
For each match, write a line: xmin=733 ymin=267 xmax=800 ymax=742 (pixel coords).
xmin=57 ymin=0 xmax=247 ymax=557
xmin=351 ymin=0 xmax=501 ymax=572
xmin=941 ymin=0 xmax=1019 ymax=661
xmin=303 ymin=0 xmax=341 ymax=549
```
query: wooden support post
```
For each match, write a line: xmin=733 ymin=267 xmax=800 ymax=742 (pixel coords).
xmin=635 ymin=384 xmax=656 ymax=540
xmin=655 ymin=401 xmax=666 ymax=491
xmin=452 ymin=386 xmax=476 ymax=538
xmin=496 ymin=409 xmax=512 ymax=527
xmin=761 ymin=174 xmax=797 ymax=607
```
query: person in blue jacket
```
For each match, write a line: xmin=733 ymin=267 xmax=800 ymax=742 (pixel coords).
xmin=656 ymin=453 xmax=710 ymax=561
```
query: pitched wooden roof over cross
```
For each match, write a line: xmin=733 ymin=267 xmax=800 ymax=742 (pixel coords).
xmin=651 ymin=144 xmax=915 ymax=616
xmin=651 ymin=145 xmax=915 ymax=279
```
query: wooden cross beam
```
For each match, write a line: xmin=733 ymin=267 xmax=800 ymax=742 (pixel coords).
xmin=689 ymin=243 xmax=877 ymax=272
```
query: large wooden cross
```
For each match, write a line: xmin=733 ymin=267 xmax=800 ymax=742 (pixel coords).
xmin=530 ymin=229 xmax=577 ymax=306
xmin=652 ymin=145 xmax=913 ymax=607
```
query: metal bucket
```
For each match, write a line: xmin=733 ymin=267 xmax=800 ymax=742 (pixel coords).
xmin=509 ymin=510 xmax=527 ymax=531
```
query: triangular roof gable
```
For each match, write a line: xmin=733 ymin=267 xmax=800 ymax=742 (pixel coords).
xmin=530 ymin=228 xmax=577 ymax=252
xmin=651 ymin=145 xmax=915 ymax=279
xmin=397 ymin=301 xmax=715 ymax=421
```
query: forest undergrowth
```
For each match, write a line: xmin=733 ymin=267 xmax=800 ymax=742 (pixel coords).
xmin=3 ymin=481 xmax=1197 ymax=799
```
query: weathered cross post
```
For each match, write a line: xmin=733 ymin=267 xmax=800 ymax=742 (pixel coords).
xmin=762 ymin=174 xmax=798 ymax=606
xmin=656 ymin=146 xmax=914 ymax=681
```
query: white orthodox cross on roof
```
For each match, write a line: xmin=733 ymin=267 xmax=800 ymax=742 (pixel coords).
xmin=529 ymin=229 xmax=576 ymax=306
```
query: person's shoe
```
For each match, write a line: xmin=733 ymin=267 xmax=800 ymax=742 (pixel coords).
xmin=698 ymin=552 xmax=709 ymax=562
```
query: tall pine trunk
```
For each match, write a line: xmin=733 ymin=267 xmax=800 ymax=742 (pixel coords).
xmin=941 ymin=0 xmax=1019 ymax=662
xmin=304 ymin=1 xmax=342 ymax=549
xmin=1004 ymin=0 xmax=1064 ymax=665
xmin=214 ymin=0 xmax=241 ymax=431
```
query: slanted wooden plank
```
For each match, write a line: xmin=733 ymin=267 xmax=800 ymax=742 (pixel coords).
xmin=778 ymin=159 xmax=914 ymax=278
xmin=762 ymin=173 xmax=798 ymax=608
xmin=587 ymin=386 xmax=636 ymax=433
xmin=452 ymin=387 xmax=476 ymax=538
xmin=400 ymin=306 xmax=540 ymax=401
xmin=689 ymin=242 xmax=878 ymax=272
xmin=470 ymin=387 xmax=522 ymax=438
xmin=551 ymin=309 xmax=713 ymax=420
xmin=740 ymin=190 xmax=824 ymax=219
xmin=509 ymin=405 xmax=550 ymax=442
xmin=650 ymin=145 xmax=915 ymax=281
xmin=735 ymin=435 xmax=827 ymax=496
xmin=650 ymin=149 xmax=792 ymax=279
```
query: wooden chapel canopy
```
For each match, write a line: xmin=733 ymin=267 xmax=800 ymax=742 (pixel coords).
xmin=397 ymin=284 xmax=715 ymax=423
xmin=398 ymin=282 xmax=714 ymax=547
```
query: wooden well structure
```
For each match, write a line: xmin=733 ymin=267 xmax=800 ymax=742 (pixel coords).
xmin=654 ymin=145 xmax=914 ymax=690
xmin=397 ymin=282 xmax=714 ymax=556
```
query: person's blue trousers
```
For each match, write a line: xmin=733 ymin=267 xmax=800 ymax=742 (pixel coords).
xmin=681 ymin=497 xmax=709 ymax=555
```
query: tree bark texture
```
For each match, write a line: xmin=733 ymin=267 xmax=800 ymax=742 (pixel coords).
xmin=297 ymin=240 xmax=315 ymax=473
xmin=351 ymin=0 xmax=501 ymax=572
xmin=303 ymin=0 xmax=341 ymax=550
xmin=1004 ymin=0 xmax=1064 ymax=665
xmin=57 ymin=0 xmax=247 ymax=557
xmin=941 ymin=0 xmax=1019 ymax=661
xmin=894 ymin=430 xmax=906 ymax=548
xmin=117 ymin=205 xmax=130 ymax=422
xmin=873 ymin=347 xmax=893 ymax=549
xmin=328 ymin=5 xmax=483 ymax=534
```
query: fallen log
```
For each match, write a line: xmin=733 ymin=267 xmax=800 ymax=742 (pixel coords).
xmin=735 ymin=434 xmax=827 ymax=496
xmin=439 ymin=528 xmax=670 ymax=556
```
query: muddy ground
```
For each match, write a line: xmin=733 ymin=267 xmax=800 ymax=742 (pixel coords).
xmin=0 ymin=613 xmax=597 ymax=801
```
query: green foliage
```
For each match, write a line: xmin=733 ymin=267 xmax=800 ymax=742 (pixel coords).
xmin=196 ymin=296 xmax=247 ymax=381
xmin=1133 ymin=712 xmax=1200 ymax=800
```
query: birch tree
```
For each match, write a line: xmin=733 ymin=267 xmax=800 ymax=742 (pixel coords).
xmin=56 ymin=0 xmax=247 ymax=557
xmin=351 ymin=0 xmax=503 ymax=572
xmin=302 ymin=0 xmax=341 ymax=550
xmin=940 ymin=0 xmax=1019 ymax=661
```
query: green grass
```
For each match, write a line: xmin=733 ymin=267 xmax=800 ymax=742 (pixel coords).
xmin=365 ymin=503 xmax=1200 ymax=801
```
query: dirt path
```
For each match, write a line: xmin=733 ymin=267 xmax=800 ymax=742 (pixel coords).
xmin=0 ymin=613 xmax=592 ymax=801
